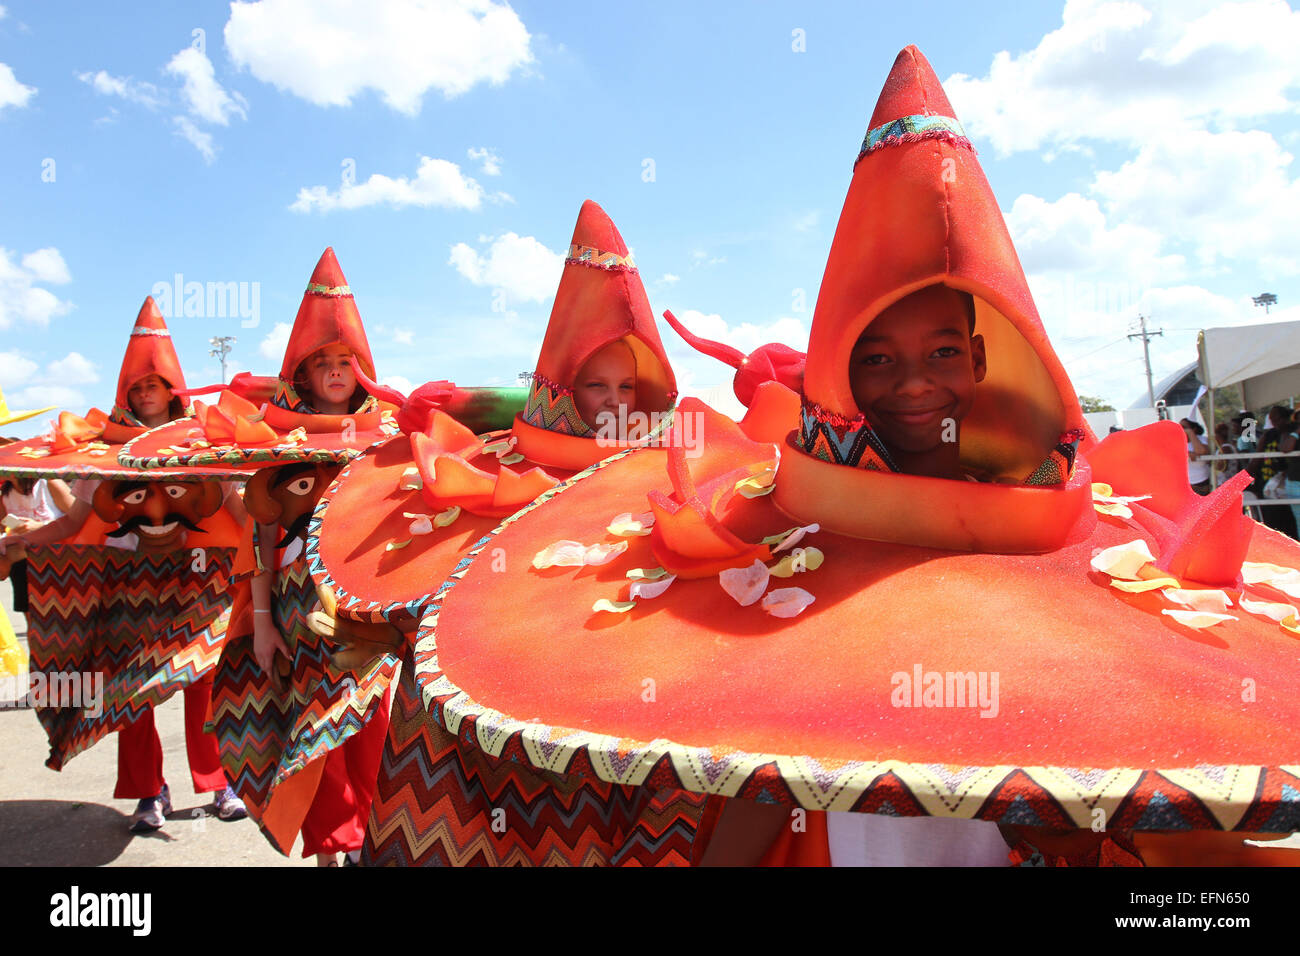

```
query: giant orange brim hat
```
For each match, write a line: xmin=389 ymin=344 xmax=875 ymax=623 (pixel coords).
xmin=390 ymin=49 xmax=1300 ymax=846
xmin=309 ymin=200 xmax=679 ymax=626
xmin=120 ymin=249 xmax=400 ymax=472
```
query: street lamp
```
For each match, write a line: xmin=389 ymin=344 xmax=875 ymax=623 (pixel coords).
xmin=209 ymin=336 xmax=236 ymax=384
xmin=1253 ymin=293 xmax=1278 ymax=314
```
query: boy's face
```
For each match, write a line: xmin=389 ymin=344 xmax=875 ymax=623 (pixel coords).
xmin=305 ymin=344 xmax=356 ymax=411
xmin=574 ymin=340 xmax=637 ymax=431
xmin=848 ymin=286 xmax=986 ymax=457
xmin=127 ymin=373 xmax=174 ymax=425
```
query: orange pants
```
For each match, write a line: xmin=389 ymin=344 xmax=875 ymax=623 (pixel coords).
xmin=114 ymin=677 xmax=226 ymax=799
xmin=299 ymin=686 xmax=391 ymax=857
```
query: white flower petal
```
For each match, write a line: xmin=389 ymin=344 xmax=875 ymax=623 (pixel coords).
xmin=762 ymin=587 xmax=815 ymax=619
xmin=719 ymin=560 xmax=770 ymax=607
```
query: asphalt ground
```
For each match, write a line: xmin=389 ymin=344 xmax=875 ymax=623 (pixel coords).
xmin=0 ymin=576 xmax=311 ymax=867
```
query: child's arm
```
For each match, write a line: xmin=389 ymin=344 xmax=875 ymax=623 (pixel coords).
xmin=0 ymin=497 xmax=93 ymax=553
xmin=250 ymin=521 xmax=291 ymax=676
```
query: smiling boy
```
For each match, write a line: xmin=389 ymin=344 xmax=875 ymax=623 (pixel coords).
xmin=848 ymin=285 xmax=986 ymax=480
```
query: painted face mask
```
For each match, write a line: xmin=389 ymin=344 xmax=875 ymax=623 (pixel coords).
xmin=92 ymin=479 xmax=222 ymax=554
xmin=243 ymin=462 xmax=344 ymax=548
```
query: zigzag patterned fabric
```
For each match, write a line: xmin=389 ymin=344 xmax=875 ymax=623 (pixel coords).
xmin=208 ymin=557 xmax=397 ymax=852
xmin=271 ymin=380 xmax=380 ymax=415
xmin=795 ymin=403 xmax=899 ymax=471
xmin=363 ymin=659 xmax=704 ymax=866
xmin=521 ymin=375 xmax=595 ymax=438
xmin=25 ymin=545 xmax=235 ymax=770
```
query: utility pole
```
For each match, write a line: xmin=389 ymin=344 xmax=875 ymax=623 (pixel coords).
xmin=1128 ymin=314 xmax=1163 ymax=408
xmin=209 ymin=336 xmax=236 ymax=384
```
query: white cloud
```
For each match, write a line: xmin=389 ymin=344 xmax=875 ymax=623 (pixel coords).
xmin=19 ymin=248 xmax=71 ymax=286
xmin=667 ymin=310 xmax=809 ymax=356
xmin=173 ymin=116 xmax=216 ymax=163
xmin=0 ymin=351 xmax=39 ymax=387
xmin=381 ymin=374 xmax=414 ymax=395
xmin=448 ymin=232 xmax=564 ymax=303
xmin=1091 ymin=129 xmax=1300 ymax=276
xmin=391 ymin=328 xmax=414 ymax=346
xmin=0 ymin=247 xmax=74 ymax=329
xmin=658 ymin=273 xmax=680 ymax=285
xmin=0 ymin=62 xmax=35 ymax=111
xmin=76 ymin=70 xmax=164 ymax=109
xmin=291 ymin=156 xmax=494 ymax=213
xmin=12 ymin=384 xmax=87 ymax=410
xmin=945 ymin=0 xmax=1300 ymax=155
xmin=225 ymin=0 xmax=534 ymax=115
xmin=165 ymin=47 xmax=248 ymax=125
xmin=46 ymin=352 xmax=98 ymax=384
xmin=1006 ymin=192 xmax=1184 ymax=282
xmin=467 ymin=146 xmax=502 ymax=176
xmin=259 ymin=321 xmax=291 ymax=359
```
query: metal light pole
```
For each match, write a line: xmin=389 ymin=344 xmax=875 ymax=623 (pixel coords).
xmin=209 ymin=336 xmax=236 ymax=384
xmin=1253 ymin=293 xmax=1277 ymax=314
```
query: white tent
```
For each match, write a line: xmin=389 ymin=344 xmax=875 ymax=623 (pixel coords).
xmin=1198 ymin=319 xmax=1300 ymax=413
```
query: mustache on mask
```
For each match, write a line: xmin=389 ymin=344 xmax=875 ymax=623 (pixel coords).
xmin=276 ymin=510 xmax=312 ymax=549
xmin=106 ymin=512 xmax=205 ymax=539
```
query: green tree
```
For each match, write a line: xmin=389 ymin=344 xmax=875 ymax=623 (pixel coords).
xmin=1079 ymin=395 xmax=1116 ymax=413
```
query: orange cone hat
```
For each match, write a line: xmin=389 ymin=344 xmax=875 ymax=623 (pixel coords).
xmin=277 ymin=247 xmax=377 ymax=401
xmin=515 ymin=201 xmax=676 ymax=467
xmin=359 ymin=49 xmax=1300 ymax=863
xmin=111 ymin=296 xmax=187 ymax=426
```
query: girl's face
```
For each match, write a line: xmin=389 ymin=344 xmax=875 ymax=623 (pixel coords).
xmin=303 ymin=344 xmax=356 ymax=414
xmin=573 ymin=341 xmax=637 ymax=431
xmin=127 ymin=374 xmax=175 ymax=426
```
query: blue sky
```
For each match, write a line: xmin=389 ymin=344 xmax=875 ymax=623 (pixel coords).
xmin=3 ymin=0 xmax=1299 ymax=438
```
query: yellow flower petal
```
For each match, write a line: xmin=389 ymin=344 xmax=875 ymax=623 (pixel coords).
xmin=385 ymin=539 xmax=412 ymax=551
xmin=735 ymin=469 xmax=776 ymax=498
xmin=1090 ymin=539 xmax=1156 ymax=580
xmin=1161 ymin=609 xmax=1237 ymax=628
xmin=1110 ymin=577 xmax=1180 ymax=593
xmin=482 ymin=437 xmax=515 ymax=457
xmin=607 ymin=511 xmax=655 ymax=536
xmin=770 ymin=546 xmax=825 ymax=578
xmin=626 ymin=567 xmax=669 ymax=581
xmin=1094 ymin=501 xmax=1134 ymax=519
xmin=1281 ymin=615 xmax=1300 ymax=636
xmin=1091 ymin=482 xmax=1114 ymax=498
xmin=434 ymin=506 xmax=461 ymax=528
xmin=499 ymin=453 xmax=525 ymax=466
xmin=592 ymin=598 xmax=636 ymax=614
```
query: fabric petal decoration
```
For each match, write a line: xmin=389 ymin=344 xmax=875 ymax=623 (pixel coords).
xmin=1281 ymin=615 xmax=1300 ymax=636
xmin=1239 ymin=595 xmax=1299 ymax=623
xmin=1110 ymin=577 xmax=1180 ymax=594
xmin=735 ymin=470 xmax=777 ymax=498
xmin=762 ymin=587 xmax=816 ymax=618
xmin=1241 ymin=562 xmax=1300 ymax=599
xmin=626 ymin=567 xmax=669 ymax=581
xmin=408 ymin=515 xmax=433 ymax=536
xmin=1090 ymin=540 xmax=1156 ymax=580
xmin=628 ymin=575 xmax=676 ymax=600
xmin=770 ymin=546 xmax=825 ymax=578
xmin=1160 ymin=609 xmax=1237 ymax=628
xmin=499 ymin=452 xmax=525 ymax=466
xmin=434 ymin=506 xmax=461 ymax=528
xmin=385 ymin=539 xmax=412 ymax=552
xmin=533 ymin=540 xmax=589 ymax=569
xmin=583 ymin=541 xmax=629 ymax=566
xmin=398 ymin=466 xmax=423 ymax=490
xmin=608 ymin=511 xmax=655 ymax=536
xmin=592 ymin=598 xmax=636 ymax=614
xmin=719 ymin=559 xmax=770 ymax=607
xmin=772 ymin=523 xmax=821 ymax=554
xmin=1162 ymin=588 xmax=1233 ymax=614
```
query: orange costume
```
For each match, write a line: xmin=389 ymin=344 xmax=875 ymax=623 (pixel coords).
xmin=373 ymin=47 xmax=1300 ymax=867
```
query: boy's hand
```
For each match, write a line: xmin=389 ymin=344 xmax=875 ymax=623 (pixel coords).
xmin=252 ymin=614 xmax=291 ymax=687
